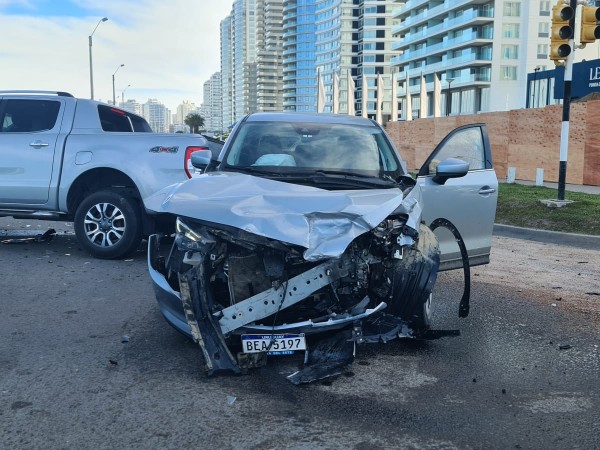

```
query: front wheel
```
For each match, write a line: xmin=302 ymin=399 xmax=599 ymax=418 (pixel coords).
xmin=74 ymin=190 xmax=142 ymax=259
xmin=387 ymin=224 xmax=440 ymax=330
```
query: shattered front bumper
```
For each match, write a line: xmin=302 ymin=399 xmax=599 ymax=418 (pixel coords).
xmin=149 ymin=234 xmax=389 ymax=380
xmin=148 ymin=234 xmax=388 ymax=340
xmin=147 ymin=228 xmax=457 ymax=384
xmin=147 ymin=234 xmax=191 ymax=337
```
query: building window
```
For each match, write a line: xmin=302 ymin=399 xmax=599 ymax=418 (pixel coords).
xmin=538 ymin=22 xmax=549 ymax=37
xmin=503 ymin=2 xmax=521 ymax=17
xmin=500 ymin=65 xmax=518 ymax=80
xmin=539 ymin=1 xmax=551 ymax=16
xmin=502 ymin=23 xmax=520 ymax=38
xmin=501 ymin=44 xmax=519 ymax=59
xmin=537 ymin=43 xmax=548 ymax=58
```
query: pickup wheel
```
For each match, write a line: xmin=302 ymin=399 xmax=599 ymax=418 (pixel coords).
xmin=74 ymin=191 xmax=143 ymax=259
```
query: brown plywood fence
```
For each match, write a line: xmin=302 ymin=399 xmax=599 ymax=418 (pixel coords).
xmin=385 ymin=99 xmax=600 ymax=186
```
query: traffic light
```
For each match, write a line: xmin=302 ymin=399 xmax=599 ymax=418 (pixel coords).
xmin=550 ymin=2 xmax=574 ymax=61
xmin=580 ymin=5 xmax=600 ymax=44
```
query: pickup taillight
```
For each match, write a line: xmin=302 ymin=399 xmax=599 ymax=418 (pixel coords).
xmin=184 ymin=146 xmax=209 ymax=178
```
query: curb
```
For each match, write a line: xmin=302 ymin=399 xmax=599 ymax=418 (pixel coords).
xmin=493 ymin=224 xmax=600 ymax=251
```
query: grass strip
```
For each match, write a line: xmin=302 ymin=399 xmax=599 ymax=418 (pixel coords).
xmin=495 ymin=183 xmax=600 ymax=236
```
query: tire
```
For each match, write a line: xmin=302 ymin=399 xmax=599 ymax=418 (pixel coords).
xmin=74 ymin=190 xmax=142 ymax=259
xmin=387 ymin=224 xmax=440 ymax=330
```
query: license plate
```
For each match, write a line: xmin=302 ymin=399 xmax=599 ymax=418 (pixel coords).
xmin=241 ymin=334 xmax=306 ymax=355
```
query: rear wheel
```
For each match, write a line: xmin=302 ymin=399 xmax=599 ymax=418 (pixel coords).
xmin=74 ymin=190 xmax=142 ymax=259
xmin=387 ymin=224 xmax=440 ymax=330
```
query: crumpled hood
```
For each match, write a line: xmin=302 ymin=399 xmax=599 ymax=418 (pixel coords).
xmin=145 ymin=172 xmax=421 ymax=261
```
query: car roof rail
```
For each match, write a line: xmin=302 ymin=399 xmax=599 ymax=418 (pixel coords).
xmin=0 ymin=90 xmax=75 ymax=97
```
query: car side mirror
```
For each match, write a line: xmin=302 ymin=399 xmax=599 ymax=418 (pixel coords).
xmin=191 ymin=150 xmax=215 ymax=170
xmin=432 ymin=157 xmax=469 ymax=185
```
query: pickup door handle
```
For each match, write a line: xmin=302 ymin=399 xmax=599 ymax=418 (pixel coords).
xmin=29 ymin=140 xmax=49 ymax=148
xmin=479 ymin=187 xmax=496 ymax=195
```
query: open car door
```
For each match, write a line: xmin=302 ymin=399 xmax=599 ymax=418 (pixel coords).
xmin=415 ymin=124 xmax=498 ymax=271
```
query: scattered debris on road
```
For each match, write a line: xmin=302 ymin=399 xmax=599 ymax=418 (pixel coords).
xmin=0 ymin=228 xmax=56 ymax=244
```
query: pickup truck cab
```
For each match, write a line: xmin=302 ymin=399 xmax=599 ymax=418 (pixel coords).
xmin=0 ymin=90 xmax=214 ymax=258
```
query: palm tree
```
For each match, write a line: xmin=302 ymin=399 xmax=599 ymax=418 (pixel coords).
xmin=184 ymin=113 xmax=205 ymax=134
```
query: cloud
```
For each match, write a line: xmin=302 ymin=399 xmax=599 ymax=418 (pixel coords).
xmin=0 ymin=0 xmax=232 ymax=110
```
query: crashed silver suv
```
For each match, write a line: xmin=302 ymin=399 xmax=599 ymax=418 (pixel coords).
xmin=146 ymin=112 xmax=498 ymax=384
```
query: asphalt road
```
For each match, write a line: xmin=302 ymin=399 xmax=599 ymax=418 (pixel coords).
xmin=1 ymin=219 xmax=599 ymax=450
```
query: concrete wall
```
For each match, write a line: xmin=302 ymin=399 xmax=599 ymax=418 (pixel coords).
xmin=385 ymin=99 xmax=600 ymax=186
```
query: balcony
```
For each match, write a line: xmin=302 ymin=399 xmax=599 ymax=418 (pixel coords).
xmin=396 ymin=53 xmax=493 ymax=85
xmin=394 ymin=0 xmax=488 ymax=31
xmin=393 ymin=9 xmax=494 ymax=44
xmin=393 ymin=31 xmax=493 ymax=63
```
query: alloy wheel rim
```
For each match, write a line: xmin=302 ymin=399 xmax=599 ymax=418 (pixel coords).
xmin=83 ymin=202 xmax=126 ymax=247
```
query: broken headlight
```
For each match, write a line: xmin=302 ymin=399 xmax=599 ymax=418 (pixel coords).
xmin=175 ymin=217 xmax=216 ymax=251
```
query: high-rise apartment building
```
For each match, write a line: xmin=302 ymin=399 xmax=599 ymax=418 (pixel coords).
xmin=120 ymin=99 xmax=142 ymax=116
xmin=218 ymin=0 xmax=596 ymax=119
xmin=203 ymin=72 xmax=224 ymax=132
xmin=314 ymin=0 xmax=348 ymax=113
xmin=256 ymin=0 xmax=284 ymax=112
xmin=282 ymin=0 xmax=396 ymax=115
xmin=142 ymin=99 xmax=171 ymax=133
xmin=282 ymin=0 xmax=317 ymax=111
xmin=221 ymin=15 xmax=235 ymax=129
xmin=232 ymin=0 xmax=259 ymax=118
xmin=390 ymin=0 xmax=599 ymax=117
xmin=355 ymin=0 xmax=396 ymax=117
xmin=175 ymin=100 xmax=198 ymax=128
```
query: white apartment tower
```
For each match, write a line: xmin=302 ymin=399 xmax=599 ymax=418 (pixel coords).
xmin=175 ymin=100 xmax=198 ymax=128
xmin=256 ymin=0 xmax=284 ymax=111
xmin=221 ymin=15 xmax=235 ymax=129
xmin=391 ymin=0 xmax=599 ymax=116
xmin=120 ymin=99 xmax=142 ymax=116
xmin=142 ymin=99 xmax=170 ymax=133
xmin=231 ymin=0 xmax=260 ymax=119
xmin=203 ymin=72 xmax=224 ymax=132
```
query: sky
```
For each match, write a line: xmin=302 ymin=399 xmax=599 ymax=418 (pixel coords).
xmin=0 ymin=0 xmax=233 ymax=111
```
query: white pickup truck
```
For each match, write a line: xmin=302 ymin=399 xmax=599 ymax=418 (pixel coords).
xmin=0 ymin=90 xmax=214 ymax=259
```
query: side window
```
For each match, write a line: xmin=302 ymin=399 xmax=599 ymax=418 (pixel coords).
xmin=0 ymin=99 xmax=60 ymax=133
xmin=427 ymin=127 xmax=485 ymax=174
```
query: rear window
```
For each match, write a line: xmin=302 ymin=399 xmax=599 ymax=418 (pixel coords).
xmin=97 ymin=105 xmax=152 ymax=132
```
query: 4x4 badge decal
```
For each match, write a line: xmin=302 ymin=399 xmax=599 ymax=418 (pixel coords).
xmin=149 ymin=146 xmax=179 ymax=153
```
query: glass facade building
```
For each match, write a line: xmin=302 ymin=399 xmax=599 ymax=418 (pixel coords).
xmin=282 ymin=0 xmax=317 ymax=111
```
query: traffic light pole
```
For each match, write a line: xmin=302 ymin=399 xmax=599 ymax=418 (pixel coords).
xmin=557 ymin=0 xmax=577 ymax=201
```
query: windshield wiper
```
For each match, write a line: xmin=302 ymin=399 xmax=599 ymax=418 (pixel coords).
xmin=225 ymin=166 xmax=398 ymax=188
xmin=279 ymin=170 xmax=398 ymax=188
xmin=225 ymin=166 xmax=284 ymax=176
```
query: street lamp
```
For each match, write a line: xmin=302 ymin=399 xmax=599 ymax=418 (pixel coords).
xmin=112 ymin=64 xmax=124 ymax=106
xmin=121 ymin=84 xmax=131 ymax=105
xmin=446 ymin=78 xmax=454 ymax=116
xmin=89 ymin=17 xmax=108 ymax=100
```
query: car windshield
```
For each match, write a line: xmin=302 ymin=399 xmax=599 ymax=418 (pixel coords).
xmin=223 ymin=119 xmax=407 ymax=179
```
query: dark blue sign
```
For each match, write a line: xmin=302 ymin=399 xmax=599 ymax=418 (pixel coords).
xmin=552 ymin=58 xmax=600 ymax=99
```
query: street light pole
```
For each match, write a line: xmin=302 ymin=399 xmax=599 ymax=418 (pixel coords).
xmin=121 ymin=84 xmax=131 ymax=105
xmin=446 ymin=78 xmax=454 ymax=116
xmin=112 ymin=64 xmax=124 ymax=105
xmin=89 ymin=17 xmax=108 ymax=100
